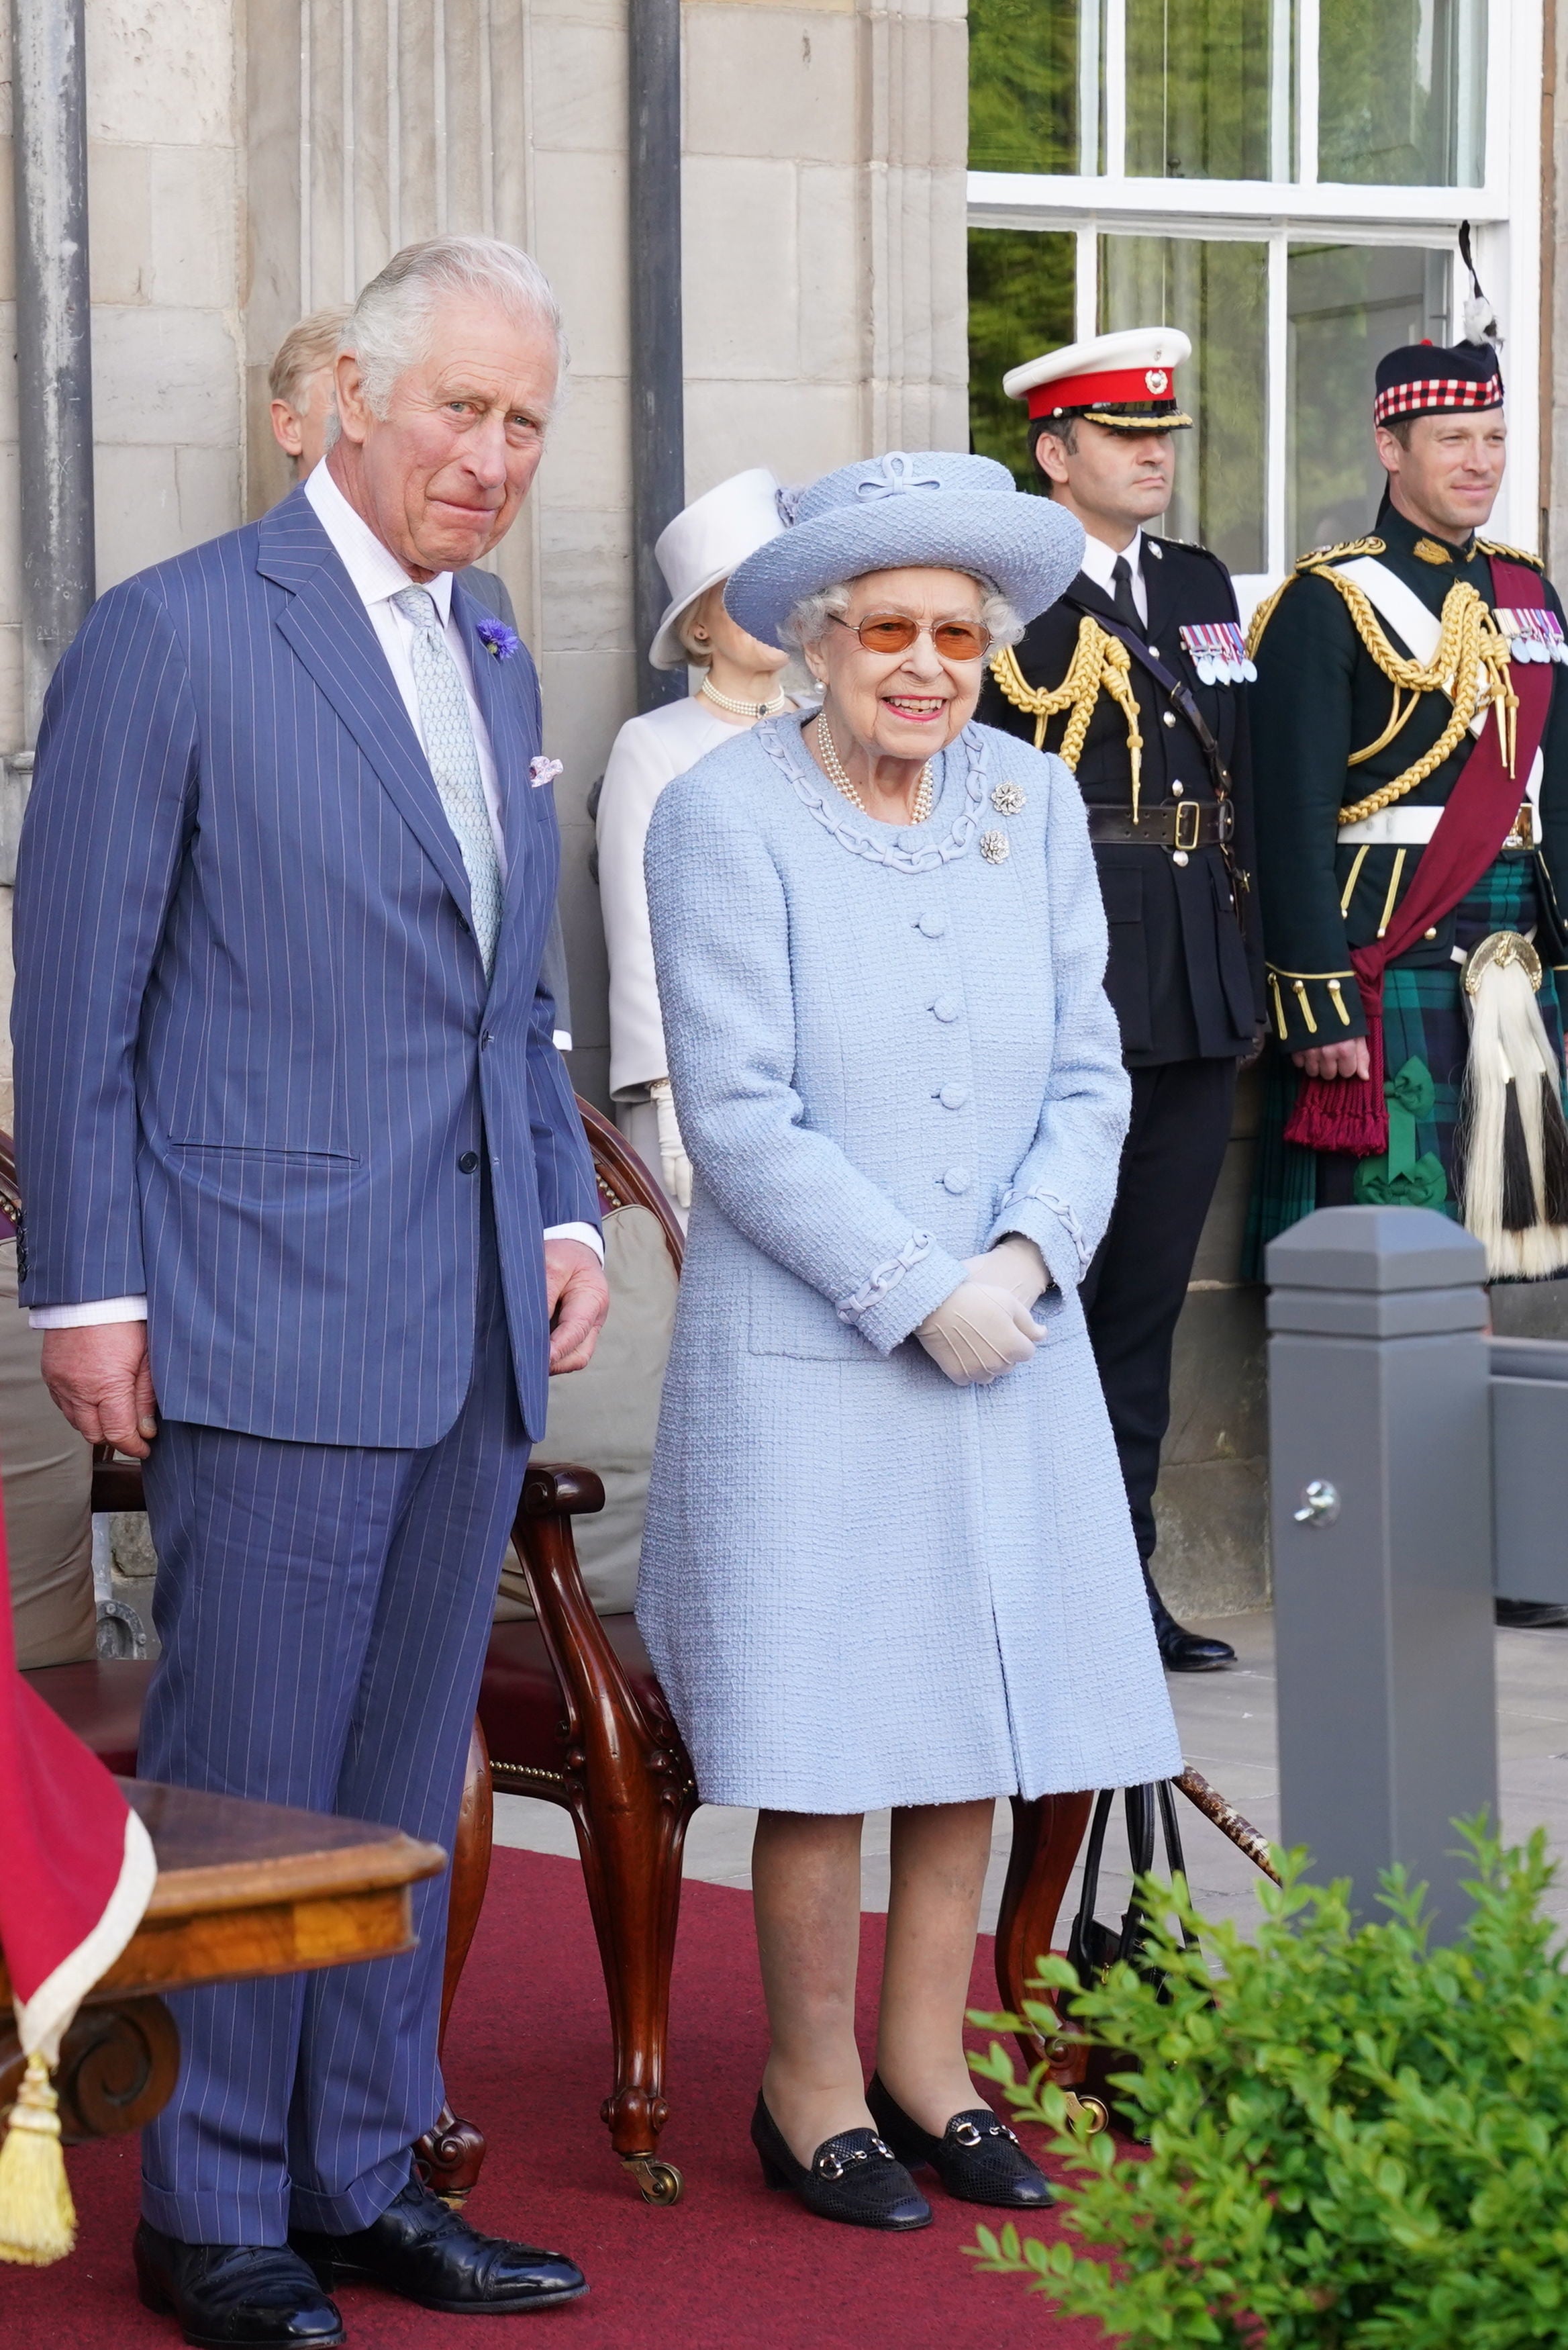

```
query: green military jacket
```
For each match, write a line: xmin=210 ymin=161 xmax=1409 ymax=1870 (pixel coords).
xmin=1249 ymin=500 xmax=1568 ymax=1053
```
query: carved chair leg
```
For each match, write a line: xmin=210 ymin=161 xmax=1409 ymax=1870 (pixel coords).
xmin=568 ymin=1757 xmax=699 ymax=2207
xmin=994 ymin=1790 xmax=1095 ymax=2064
xmin=413 ymin=1715 xmax=493 ymax=2207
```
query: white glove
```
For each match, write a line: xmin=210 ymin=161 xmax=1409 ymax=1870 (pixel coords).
xmin=648 ymin=1078 xmax=693 ymax=1210
xmin=963 ymin=1235 xmax=1050 ymax=1309
xmin=916 ymin=1281 xmax=1041 ymax=1386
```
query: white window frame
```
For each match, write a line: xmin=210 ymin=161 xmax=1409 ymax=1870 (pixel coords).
xmin=967 ymin=0 xmax=1541 ymax=612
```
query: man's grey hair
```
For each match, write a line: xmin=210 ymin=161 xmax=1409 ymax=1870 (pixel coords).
xmin=783 ymin=579 xmax=1024 ymax=653
xmin=340 ymin=235 xmax=566 ymax=419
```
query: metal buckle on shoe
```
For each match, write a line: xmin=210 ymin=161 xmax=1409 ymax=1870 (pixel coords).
xmin=816 ymin=2151 xmax=845 ymax=2181
xmin=951 ymin=2120 xmax=984 ymax=2147
xmin=1174 ymin=798 xmax=1203 ymax=852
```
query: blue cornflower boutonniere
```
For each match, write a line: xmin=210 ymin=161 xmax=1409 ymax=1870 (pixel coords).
xmin=475 ymin=616 xmax=520 ymax=661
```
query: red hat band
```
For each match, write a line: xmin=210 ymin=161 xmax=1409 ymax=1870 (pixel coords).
xmin=1025 ymin=363 xmax=1180 ymax=420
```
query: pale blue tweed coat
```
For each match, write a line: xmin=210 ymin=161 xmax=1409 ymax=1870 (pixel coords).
xmin=636 ymin=711 xmax=1181 ymax=1812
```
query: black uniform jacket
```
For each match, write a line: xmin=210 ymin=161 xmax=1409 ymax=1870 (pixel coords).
xmin=978 ymin=532 xmax=1264 ymax=1067
xmin=1249 ymin=500 xmax=1568 ymax=1054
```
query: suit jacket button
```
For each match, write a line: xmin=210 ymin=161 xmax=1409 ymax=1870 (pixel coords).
xmin=458 ymin=1150 xmax=479 ymax=1173
xmin=1162 ymin=710 xmax=1177 ymax=728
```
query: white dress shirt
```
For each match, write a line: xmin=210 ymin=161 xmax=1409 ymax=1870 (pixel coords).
xmin=35 ymin=463 xmax=598 ymax=1328
xmin=1078 ymin=524 xmax=1149 ymax=626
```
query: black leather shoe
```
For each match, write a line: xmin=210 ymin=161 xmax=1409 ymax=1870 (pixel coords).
xmin=1496 ymin=1597 xmax=1568 ymax=1629
xmin=134 ymin=2222 xmax=344 ymax=2349
xmin=290 ymin=2179 xmax=585 ymax=2314
xmin=867 ymin=2075 xmax=1052 ymax=2208
xmin=751 ymin=2094 xmax=932 ymax=2230
xmin=1145 ymin=1566 xmax=1235 ymax=1672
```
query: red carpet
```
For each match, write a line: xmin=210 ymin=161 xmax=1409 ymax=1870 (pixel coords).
xmin=0 ymin=1849 xmax=1101 ymax=2349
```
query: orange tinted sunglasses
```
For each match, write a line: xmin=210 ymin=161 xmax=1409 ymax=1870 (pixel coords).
xmin=831 ymin=612 xmax=993 ymax=661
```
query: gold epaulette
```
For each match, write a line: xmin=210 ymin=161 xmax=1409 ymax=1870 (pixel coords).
xmin=1296 ymin=534 xmax=1387 ymax=570
xmin=1245 ymin=538 xmax=1389 ymax=657
xmin=1477 ymin=537 xmax=1545 ymax=570
xmin=989 ymin=615 xmax=1146 ymax=819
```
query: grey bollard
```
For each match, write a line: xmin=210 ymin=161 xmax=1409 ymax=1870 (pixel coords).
xmin=1265 ymin=1206 xmax=1496 ymax=1938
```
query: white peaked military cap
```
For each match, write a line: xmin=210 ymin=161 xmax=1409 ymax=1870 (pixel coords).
xmin=1003 ymin=326 xmax=1193 ymax=429
xmin=650 ymin=468 xmax=786 ymax=668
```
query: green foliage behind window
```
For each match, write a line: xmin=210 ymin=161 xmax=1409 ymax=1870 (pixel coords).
xmin=1126 ymin=0 xmax=1278 ymax=181
xmin=968 ymin=229 xmax=1076 ymax=489
xmin=969 ymin=0 xmax=1082 ymax=175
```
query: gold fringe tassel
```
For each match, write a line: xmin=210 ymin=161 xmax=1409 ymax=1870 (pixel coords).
xmin=0 ymin=2053 xmax=77 ymax=2266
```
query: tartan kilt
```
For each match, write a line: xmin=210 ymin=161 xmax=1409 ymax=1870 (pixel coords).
xmin=1246 ymin=855 xmax=1568 ymax=1280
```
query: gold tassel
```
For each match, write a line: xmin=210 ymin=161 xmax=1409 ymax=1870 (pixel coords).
xmin=0 ymin=2053 xmax=77 ymax=2265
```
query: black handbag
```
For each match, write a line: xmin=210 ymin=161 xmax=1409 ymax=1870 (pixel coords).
xmin=1054 ymin=1781 xmax=1194 ymax=2132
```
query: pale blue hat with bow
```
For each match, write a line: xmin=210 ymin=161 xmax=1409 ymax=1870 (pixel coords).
xmin=724 ymin=450 xmax=1085 ymax=649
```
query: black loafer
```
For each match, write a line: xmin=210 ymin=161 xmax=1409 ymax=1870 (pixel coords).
xmin=1146 ymin=1568 xmax=1235 ymax=1672
xmin=867 ymin=2075 xmax=1052 ymax=2208
xmin=134 ymin=2222 xmax=344 ymax=2349
xmin=751 ymin=2094 xmax=932 ymax=2230
xmin=290 ymin=2178 xmax=586 ymax=2314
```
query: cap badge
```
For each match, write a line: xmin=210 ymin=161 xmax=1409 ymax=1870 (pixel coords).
xmin=1144 ymin=369 xmax=1169 ymax=395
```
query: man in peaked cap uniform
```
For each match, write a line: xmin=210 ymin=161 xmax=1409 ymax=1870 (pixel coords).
xmin=1247 ymin=327 xmax=1568 ymax=1630
xmin=979 ymin=328 xmax=1265 ymax=1672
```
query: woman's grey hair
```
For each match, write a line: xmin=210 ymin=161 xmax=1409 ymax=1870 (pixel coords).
xmin=782 ymin=579 xmax=1024 ymax=654
xmin=339 ymin=236 xmax=566 ymax=420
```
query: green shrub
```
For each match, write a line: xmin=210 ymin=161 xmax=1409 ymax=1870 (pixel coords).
xmin=966 ymin=1826 xmax=1568 ymax=2346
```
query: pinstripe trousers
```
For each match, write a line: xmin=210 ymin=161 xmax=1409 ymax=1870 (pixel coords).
xmin=136 ymin=1198 xmax=529 ymax=2244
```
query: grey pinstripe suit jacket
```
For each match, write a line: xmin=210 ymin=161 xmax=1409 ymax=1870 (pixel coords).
xmin=11 ymin=485 xmax=599 ymax=1447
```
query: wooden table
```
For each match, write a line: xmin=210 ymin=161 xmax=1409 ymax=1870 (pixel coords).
xmin=0 ymin=1780 xmax=444 ymax=2143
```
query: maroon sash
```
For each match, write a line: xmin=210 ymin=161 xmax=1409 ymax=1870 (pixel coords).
xmin=1283 ymin=555 xmax=1554 ymax=1158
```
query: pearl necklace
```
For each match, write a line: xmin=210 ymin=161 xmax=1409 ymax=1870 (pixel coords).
xmin=699 ymin=677 xmax=791 ymax=720
xmin=815 ymin=713 xmax=934 ymax=825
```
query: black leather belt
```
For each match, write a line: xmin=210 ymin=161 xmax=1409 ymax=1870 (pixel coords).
xmin=1087 ymin=798 xmax=1234 ymax=849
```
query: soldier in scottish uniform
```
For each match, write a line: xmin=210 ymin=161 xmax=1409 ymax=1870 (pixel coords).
xmin=978 ymin=328 xmax=1265 ymax=1672
xmin=1246 ymin=328 xmax=1568 ymax=1628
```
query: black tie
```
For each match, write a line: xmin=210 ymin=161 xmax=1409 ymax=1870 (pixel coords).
xmin=1110 ymin=553 xmax=1142 ymax=636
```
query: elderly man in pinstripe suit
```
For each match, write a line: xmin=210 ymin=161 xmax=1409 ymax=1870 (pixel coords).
xmin=13 ymin=237 xmax=607 ymax=2343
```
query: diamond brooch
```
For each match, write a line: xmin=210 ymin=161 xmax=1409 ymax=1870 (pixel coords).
xmin=979 ymin=829 xmax=1011 ymax=864
xmin=991 ymin=782 xmax=1026 ymax=816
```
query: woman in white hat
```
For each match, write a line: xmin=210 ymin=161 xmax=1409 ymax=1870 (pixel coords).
xmin=597 ymin=469 xmax=802 ymax=1214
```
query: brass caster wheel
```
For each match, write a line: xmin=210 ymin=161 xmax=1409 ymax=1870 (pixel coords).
xmin=1061 ymin=2092 xmax=1108 ymax=2136
xmin=624 ymin=2155 xmax=684 ymax=2206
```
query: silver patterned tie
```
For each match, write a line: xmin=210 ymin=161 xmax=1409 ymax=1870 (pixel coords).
xmin=391 ymin=585 xmax=503 ymax=978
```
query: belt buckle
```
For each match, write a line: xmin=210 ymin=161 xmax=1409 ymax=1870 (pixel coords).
xmin=1173 ymin=798 xmax=1203 ymax=852
xmin=1503 ymin=802 xmax=1535 ymax=851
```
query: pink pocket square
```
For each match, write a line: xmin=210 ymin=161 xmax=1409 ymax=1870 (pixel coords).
xmin=530 ymin=756 xmax=564 ymax=790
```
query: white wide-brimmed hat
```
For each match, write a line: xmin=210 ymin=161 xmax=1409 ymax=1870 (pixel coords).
xmin=724 ymin=451 xmax=1085 ymax=652
xmin=649 ymin=468 xmax=786 ymax=669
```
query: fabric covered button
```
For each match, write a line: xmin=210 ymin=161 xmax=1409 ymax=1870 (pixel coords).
xmin=930 ymin=995 xmax=960 ymax=1023
xmin=917 ymin=911 xmax=947 ymax=937
xmin=940 ymin=1167 xmax=973 ymax=1194
xmin=938 ymin=1083 xmax=969 ymax=1109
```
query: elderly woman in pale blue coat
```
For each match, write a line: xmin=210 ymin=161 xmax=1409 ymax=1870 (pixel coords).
xmin=638 ymin=451 xmax=1180 ymax=2234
